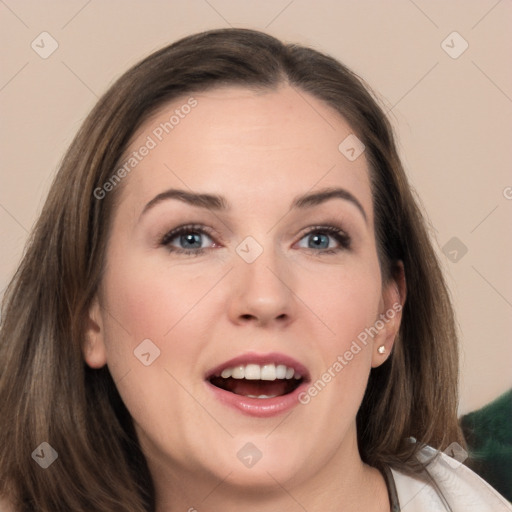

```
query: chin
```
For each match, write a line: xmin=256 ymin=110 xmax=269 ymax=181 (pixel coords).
xmin=198 ymin=434 xmax=313 ymax=491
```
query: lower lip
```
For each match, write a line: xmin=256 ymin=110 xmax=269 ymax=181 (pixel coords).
xmin=206 ymin=380 xmax=309 ymax=418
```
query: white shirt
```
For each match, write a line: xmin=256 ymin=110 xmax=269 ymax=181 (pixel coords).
xmin=390 ymin=445 xmax=512 ymax=511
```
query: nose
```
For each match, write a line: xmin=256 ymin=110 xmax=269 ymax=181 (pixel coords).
xmin=227 ymin=245 xmax=296 ymax=328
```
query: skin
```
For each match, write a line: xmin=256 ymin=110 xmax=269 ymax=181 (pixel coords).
xmin=84 ymin=85 xmax=405 ymax=511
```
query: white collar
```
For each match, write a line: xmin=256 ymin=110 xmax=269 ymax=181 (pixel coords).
xmin=388 ymin=445 xmax=512 ymax=511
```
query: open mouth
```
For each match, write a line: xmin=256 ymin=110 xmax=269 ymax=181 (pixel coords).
xmin=208 ymin=363 xmax=305 ymax=399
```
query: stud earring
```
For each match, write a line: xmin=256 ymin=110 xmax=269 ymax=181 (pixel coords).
xmin=377 ymin=345 xmax=386 ymax=354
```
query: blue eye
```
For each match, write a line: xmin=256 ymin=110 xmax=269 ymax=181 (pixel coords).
xmin=297 ymin=227 xmax=350 ymax=252
xmin=161 ymin=225 xmax=215 ymax=254
xmin=177 ymin=232 xmax=204 ymax=249
xmin=305 ymin=233 xmax=330 ymax=249
xmin=161 ymin=224 xmax=350 ymax=256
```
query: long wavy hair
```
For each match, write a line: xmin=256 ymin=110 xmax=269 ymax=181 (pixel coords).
xmin=0 ymin=28 xmax=464 ymax=511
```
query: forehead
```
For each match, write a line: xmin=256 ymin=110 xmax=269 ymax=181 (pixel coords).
xmin=117 ymin=85 xmax=372 ymax=217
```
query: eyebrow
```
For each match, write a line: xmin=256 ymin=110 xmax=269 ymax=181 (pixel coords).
xmin=141 ymin=189 xmax=228 ymax=217
xmin=292 ymin=187 xmax=367 ymax=222
xmin=140 ymin=186 xmax=366 ymax=222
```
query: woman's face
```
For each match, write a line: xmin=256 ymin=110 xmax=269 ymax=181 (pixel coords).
xmin=85 ymin=85 xmax=402 ymax=493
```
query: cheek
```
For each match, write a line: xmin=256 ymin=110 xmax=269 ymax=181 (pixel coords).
xmin=99 ymin=250 xmax=228 ymax=384
xmin=101 ymin=253 xmax=214 ymax=341
xmin=295 ymin=259 xmax=381 ymax=402
xmin=297 ymin=257 xmax=382 ymax=342
xmin=98 ymin=258 xmax=226 ymax=459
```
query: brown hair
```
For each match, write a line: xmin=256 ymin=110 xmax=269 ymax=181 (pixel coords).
xmin=0 ymin=28 xmax=464 ymax=511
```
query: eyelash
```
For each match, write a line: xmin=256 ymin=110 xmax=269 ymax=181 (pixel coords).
xmin=301 ymin=225 xmax=352 ymax=254
xmin=160 ymin=224 xmax=216 ymax=257
xmin=159 ymin=224 xmax=351 ymax=256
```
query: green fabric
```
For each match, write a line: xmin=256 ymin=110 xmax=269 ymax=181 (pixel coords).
xmin=460 ymin=389 xmax=512 ymax=502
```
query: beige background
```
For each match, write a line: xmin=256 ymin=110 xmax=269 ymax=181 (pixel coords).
xmin=0 ymin=0 xmax=511 ymax=415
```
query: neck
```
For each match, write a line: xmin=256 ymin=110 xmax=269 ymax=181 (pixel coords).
xmin=145 ymin=425 xmax=390 ymax=512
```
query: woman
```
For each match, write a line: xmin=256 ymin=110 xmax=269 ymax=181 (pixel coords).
xmin=0 ymin=28 xmax=509 ymax=511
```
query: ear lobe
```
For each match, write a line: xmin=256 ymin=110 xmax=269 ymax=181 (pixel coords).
xmin=83 ymin=297 xmax=107 ymax=369
xmin=371 ymin=262 xmax=406 ymax=368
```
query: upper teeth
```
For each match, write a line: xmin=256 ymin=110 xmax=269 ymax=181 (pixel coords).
xmin=219 ymin=364 xmax=301 ymax=381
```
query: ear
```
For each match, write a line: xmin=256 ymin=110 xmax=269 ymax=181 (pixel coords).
xmin=371 ymin=261 xmax=406 ymax=368
xmin=83 ymin=296 xmax=107 ymax=369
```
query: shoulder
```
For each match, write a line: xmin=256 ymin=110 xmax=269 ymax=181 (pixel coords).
xmin=390 ymin=446 xmax=512 ymax=512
